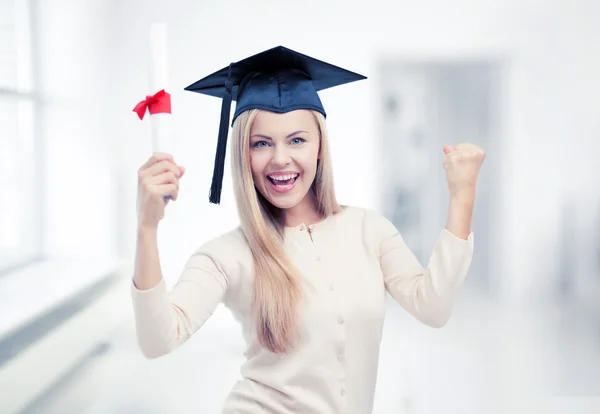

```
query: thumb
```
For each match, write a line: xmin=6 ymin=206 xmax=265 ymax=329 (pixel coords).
xmin=443 ymin=145 xmax=454 ymax=155
xmin=178 ymin=165 xmax=186 ymax=177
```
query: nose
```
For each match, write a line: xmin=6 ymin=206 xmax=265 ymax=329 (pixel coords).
xmin=270 ymin=144 xmax=291 ymax=167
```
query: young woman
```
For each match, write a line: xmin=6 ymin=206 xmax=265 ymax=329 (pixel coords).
xmin=131 ymin=46 xmax=485 ymax=414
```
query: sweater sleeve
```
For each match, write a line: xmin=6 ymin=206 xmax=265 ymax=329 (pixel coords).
xmin=373 ymin=211 xmax=474 ymax=327
xmin=130 ymin=248 xmax=229 ymax=358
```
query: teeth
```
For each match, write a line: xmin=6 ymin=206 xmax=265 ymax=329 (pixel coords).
xmin=269 ymin=173 xmax=298 ymax=181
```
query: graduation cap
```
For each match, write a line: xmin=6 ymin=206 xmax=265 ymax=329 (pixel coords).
xmin=184 ymin=45 xmax=366 ymax=204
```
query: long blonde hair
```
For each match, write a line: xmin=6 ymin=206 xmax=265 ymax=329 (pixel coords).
xmin=230 ymin=109 xmax=342 ymax=354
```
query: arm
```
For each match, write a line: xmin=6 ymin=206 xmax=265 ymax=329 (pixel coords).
xmin=131 ymin=227 xmax=228 ymax=358
xmin=445 ymin=193 xmax=475 ymax=240
xmin=380 ymin=142 xmax=481 ymax=326
xmin=377 ymin=213 xmax=474 ymax=328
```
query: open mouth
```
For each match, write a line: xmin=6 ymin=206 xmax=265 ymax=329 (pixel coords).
xmin=267 ymin=173 xmax=299 ymax=192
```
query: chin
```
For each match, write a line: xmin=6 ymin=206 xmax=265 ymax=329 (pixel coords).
xmin=267 ymin=197 xmax=304 ymax=210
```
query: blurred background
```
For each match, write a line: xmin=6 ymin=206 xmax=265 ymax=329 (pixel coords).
xmin=1 ymin=0 xmax=599 ymax=412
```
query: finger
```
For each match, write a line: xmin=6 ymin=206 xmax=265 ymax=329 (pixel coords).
xmin=149 ymin=183 xmax=177 ymax=199
xmin=443 ymin=145 xmax=454 ymax=155
xmin=458 ymin=150 xmax=479 ymax=161
xmin=138 ymin=158 xmax=178 ymax=184
xmin=178 ymin=165 xmax=186 ymax=177
xmin=455 ymin=143 xmax=479 ymax=151
xmin=171 ymin=186 xmax=180 ymax=201
xmin=144 ymin=160 xmax=181 ymax=179
xmin=148 ymin=171 xmax=179 ymax=186
xmin=162 ymin=185 xmax=179 ymax=202
xmin=445 ymin=151 xmax=463 ymax=163
xmin=139 ymin=152 xmax=174 ymax=171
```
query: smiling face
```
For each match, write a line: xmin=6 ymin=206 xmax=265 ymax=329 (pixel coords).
xmin=249 ymin=109 xmax=321 ymax=213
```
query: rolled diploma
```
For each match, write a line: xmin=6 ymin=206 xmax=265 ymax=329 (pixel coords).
xmin=149 ymin=23 xmax=170 ymax=153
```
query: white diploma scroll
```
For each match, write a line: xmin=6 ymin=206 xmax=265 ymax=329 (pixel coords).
xmin=149 ymin=23 xmax=171 ymax=154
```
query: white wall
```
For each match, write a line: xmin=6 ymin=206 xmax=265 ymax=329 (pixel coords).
xmin=37 ymin=0 xmax=121 ymax=260
xmin=106 ymin=0 xmax=600 ymax=300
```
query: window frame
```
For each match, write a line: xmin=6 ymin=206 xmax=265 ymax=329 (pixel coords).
xmin=0 ymin=0 xmax=43 ymax=276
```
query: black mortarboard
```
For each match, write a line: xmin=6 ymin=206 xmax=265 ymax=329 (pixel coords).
xmin=184 ymin=45 xmax=366 ymax=204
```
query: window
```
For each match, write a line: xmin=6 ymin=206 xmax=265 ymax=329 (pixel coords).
xmin=0 ymin=0 xmax=40 ymax=273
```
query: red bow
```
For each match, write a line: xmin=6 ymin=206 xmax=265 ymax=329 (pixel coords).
xmin=132 ymin=89 xmax=172 ymax=120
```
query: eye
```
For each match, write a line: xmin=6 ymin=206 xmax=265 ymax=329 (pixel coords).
xmin=290 ymin=137 xmax=306 ymax=145
xmin=252 ymin=141 xmax=270 ymax=148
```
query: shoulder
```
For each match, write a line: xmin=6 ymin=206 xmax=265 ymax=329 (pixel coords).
xmin=337 ymin=205 xmax=399 ymax=240
xmin=338 ymin=205 xmax=396 ymax=228
xmin=198 ymin=226 xmax=249 ymax=255
xmin=187 ymin=226 xmax=253 ymax=284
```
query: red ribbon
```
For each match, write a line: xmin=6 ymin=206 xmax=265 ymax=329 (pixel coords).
xmin=132 ymin=89 xmax=171 ymax=120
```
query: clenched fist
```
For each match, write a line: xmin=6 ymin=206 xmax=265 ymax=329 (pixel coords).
xmin=442 ymin=143 xmax=485 ymax=200
xmin=137 ymin=152 xmax=185 ymax=229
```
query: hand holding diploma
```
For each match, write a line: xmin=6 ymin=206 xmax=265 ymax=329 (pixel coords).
xmin=136 ymin=152 xmax=185 ymax=229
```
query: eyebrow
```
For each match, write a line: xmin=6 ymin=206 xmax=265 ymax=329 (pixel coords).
xmin=250 ymin=130 xmax=308 ymax=140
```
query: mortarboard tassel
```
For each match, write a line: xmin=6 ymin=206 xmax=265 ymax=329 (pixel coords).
xmin=209 ymin=63 xmax=234 ymax=204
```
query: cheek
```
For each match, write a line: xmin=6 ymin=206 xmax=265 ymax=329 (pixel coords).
xmin=249 ymin=154 xmax=265 ymax=180
xmin=301 ymin=147 xmax=320 ymax=172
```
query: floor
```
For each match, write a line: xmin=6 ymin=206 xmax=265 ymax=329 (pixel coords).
xmin=7 ymin=282 xmax=600 ymax=414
